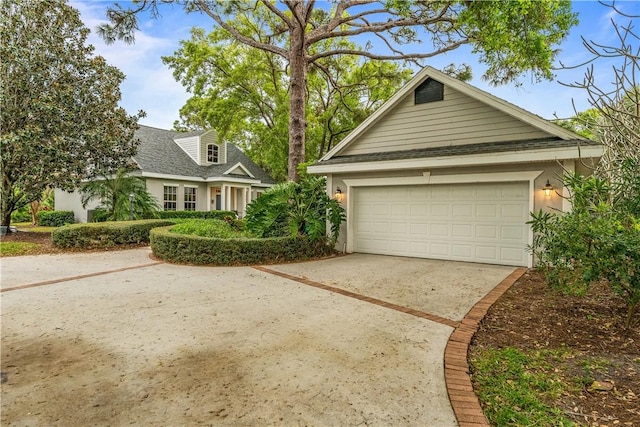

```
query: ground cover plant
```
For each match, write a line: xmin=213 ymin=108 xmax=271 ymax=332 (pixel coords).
xmin=169 ymin=219 xmax=252 ymax=239
xmin=470 ymin=270 xmax=639 ymax=426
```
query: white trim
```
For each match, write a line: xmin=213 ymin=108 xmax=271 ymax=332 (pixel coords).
xmin=309 ymin=145 xmax=603 ymax=175
xmin=141 ymin=171 xmax=261 ymax=185
xmin=343 ymin=171 xmax=543 ymax=268
xmin=162 ymin=183 xmax=179 ymax=187
xmin=321 ymin=65 xmax=587 ymax=161
xmin=207 ymin=142 xmax=220 ymax=164
xmin=223 ymin=162 xmax=255 ymax=178
xmin=184 ymin=184 xmax=199 ymax=188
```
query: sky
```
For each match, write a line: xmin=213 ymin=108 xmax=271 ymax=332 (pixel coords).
xmin=70 ymin=0 xmax=640 ymax=130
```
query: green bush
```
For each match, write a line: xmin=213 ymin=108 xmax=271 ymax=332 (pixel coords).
xmin=38 ymin=210 xmax=74 ymax=227
xmin=151 ymin=225 xmax=334 ymax=265
xmin=169 ymin=219 xmax=253 ymax=239
xmin=52 ymin=219 xmax=175 ymax=249
xmin=155 ymin=210 xmax=237 ymax=220
xmin=10 ymin=208 xmax=31 ymax=223
xmin=245 ymin=176 xmax=345 ymax=243
xmin=529 ymin=172 xmax=640 ymax=327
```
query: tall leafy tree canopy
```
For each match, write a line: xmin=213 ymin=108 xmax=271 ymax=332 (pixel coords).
xmin=0 ymin=0 xmax=144 ymax=229
xmin=100 ymin=0 xmax=577 ymax=181
xmin=163 ymin=23 xmax=413 ymax=181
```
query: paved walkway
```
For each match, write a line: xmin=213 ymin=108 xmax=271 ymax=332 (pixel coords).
xmin=1 ymin=249 xmax=522 ymax=426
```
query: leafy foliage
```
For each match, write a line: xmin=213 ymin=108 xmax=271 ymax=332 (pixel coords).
xmin=101 ymin=0 xmax=577 ymax=180
xmin=529 ymin=172 xmax=640 ymax=326
xmin=163 ymin=24 xmax=412 ymax=180
xmin=37 ymin=211 xmax=74 ymax=227
xmin=0 ymin=0 xmax=144 ymax=230
xmin=81 ymin=169 xmax=160 ymax=222
xmin=245 ymin=176 xmax=345 ymax=244
xmin=151 ymin=225 xmax=334 ymax=266
xmin=52 ymin=220 xmax=175 ymax=249
xmin=155 ymin=210 xmax=237 ymax=220
xmin=169 ymin=219 xmax=253 ymax=239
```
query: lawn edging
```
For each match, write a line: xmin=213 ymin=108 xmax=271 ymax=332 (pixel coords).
xmin=444 ymin=267 xmax=527 ymax=427
xmin=150 ymin=225 xmax=335 ymax=266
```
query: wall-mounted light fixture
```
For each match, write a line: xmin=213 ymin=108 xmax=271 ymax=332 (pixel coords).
xmin=543 ymin=180 xmax=554 ymax=197
xmin=334 ymin=187 xmax=345 ymax=202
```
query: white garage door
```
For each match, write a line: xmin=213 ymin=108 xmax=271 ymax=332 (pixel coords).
xmin=352 ymin=182 xmax=530 ymax=266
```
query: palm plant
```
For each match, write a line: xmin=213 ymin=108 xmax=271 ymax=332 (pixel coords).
xmin=245 ymin=176 xmax=345 ymax=243
xmin=81 ymin=168 xmax=160 ymax=221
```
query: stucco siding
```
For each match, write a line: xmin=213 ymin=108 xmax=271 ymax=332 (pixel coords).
xmin=340 ymin=86 xmax=552 ymax=156
xmin=54 ymin=189 xmax=99 ymax=223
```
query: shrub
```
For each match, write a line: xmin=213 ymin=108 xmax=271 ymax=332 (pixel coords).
xmin=529 ymin=172 xmax=640 ymax=326
xmin=169 ymin=219 xmax=253 ymax=239
xmin=245 ymin=176 xmax=345 ymax=243
xmin=38 ymin=210 xmax=74 ymax=227
xmin=150 ymin=225 xmax=334 ymax=265
xmin=10 ymin=208 xmax=31 ymax=223
xmin=52 ymin=219 xmax=175 ymax=249
xmin=155 ymin=210 xmax=237 ymax=220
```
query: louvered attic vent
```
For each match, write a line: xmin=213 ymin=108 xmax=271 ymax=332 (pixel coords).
xmin=415 ymin=78 xmax=444 ymax=104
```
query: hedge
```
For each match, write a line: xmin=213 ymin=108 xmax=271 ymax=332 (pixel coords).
xmin=150 ymin=225 xmax=335 ymax=265
xmin=52 ymin=219 xmax=175 ymax=249
xmin=155 ymin=210 xmax=237 ymax=220
xmin=38 ymin=210 xmax=74 ymax=227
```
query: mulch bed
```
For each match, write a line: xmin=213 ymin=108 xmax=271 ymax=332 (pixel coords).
xmin=470 ymin=270 xmax=639 ymax=426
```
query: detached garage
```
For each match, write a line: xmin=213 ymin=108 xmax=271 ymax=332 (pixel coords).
xmin=308 ymin=66 xmax=603 ymax=267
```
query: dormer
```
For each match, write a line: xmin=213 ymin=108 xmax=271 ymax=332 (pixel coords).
xmin=173 ymin=129 xmax=227 ymax=166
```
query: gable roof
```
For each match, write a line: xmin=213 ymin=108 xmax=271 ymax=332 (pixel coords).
xmin=319 ymin=66 xmax=590 ymax=162
xmin=133 ymin=125 xmax=275 ymax=184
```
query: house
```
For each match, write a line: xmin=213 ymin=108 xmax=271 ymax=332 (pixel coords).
xmin=55 ymin=125 xmax=275 ymax=222
xmin=307 ymin=66 xmax=603 ymax=267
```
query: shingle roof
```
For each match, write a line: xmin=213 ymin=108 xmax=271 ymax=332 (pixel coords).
xmin=133 ymin=125 xmax=275 ymax=184
xmin=316 ymin=138 xmax=600 ymax=165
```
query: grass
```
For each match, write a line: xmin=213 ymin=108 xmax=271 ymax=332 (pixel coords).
xmin=0 ymin=241 xmax=42 ymax=256
xmin=470 ymin=347 xmax=577 ymax=426
xmin=169 ymin=219 xmax=253 ymax=239
xmin=13 ymin=222 xmax=56 ymax=233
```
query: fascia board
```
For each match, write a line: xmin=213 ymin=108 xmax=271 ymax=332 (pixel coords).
xmin=308 ymin=145 xmax=603 ymax=175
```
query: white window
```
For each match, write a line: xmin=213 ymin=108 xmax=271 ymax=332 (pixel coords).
xmin=207 ymin=144 xmax=219 ymax=163
xmin=184 ymin=187 xmax=197 ymax=211
xmin=163 ymin=185 xmax=177 ymax=211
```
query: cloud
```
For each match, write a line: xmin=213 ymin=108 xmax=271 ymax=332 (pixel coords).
xmin=70 ymin=0 xmax=190 ymax=129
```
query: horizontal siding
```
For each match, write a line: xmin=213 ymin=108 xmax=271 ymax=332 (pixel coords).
xmin=174 ymin=136 xmax=200 ymax=163
xmin=341 ymin=86 xmax=551 ymax=156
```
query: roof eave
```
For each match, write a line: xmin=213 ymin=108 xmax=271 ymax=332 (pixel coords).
xmin=308 ymin=145 xmax=603 ymax=175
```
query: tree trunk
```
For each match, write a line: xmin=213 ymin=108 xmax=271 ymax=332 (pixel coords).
xmin=287 ymin=16 xmax=307 ymax=182
xmin=30 ymin=200 xmax=40 ymax=225
xmin=1 ymin=180 xmax=14 ymax=233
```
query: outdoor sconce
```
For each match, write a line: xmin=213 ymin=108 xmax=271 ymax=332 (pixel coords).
xmin=543 ymin=180 xmax=554 ymax=197
xmin=334 ymin=187 xmax=345 ymax=202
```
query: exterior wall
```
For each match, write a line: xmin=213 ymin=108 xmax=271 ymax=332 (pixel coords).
xmin=173 ymin=136 xmax=200 ymax=164
xmin=54 ymin=188 xmax=100 ymax=223
xmin=145 ymin=178 xmax=207 ymax=212
xmin=341 ymin=85 xmax=551 ymax=156
xmin=326 ymin=160 xmax=597 ymax=254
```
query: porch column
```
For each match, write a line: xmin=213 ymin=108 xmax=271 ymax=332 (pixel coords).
xmin=225 ymin=185 xmax=232 ymax=211
xmin=241 ymin=187 xmax=248 ymax=216
xmin=206 ymin=185 xmax=211 ymax=211
xmin=220 ymin=185 xmax=226 ymax=211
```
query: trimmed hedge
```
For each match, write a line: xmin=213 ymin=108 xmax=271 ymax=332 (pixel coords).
xmin=52 ymin=219 xmax=175 ymax=249
xmin=155 ymin=210 xmax=237 ymax=220
xmin=150 ymin=225 xmax=335 ymax=265
xmin=38 ymin=210 xmax=74 ymax=227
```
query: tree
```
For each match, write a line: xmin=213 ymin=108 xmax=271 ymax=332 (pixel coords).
xmin=0 ymin=0 xmax=144 ymax=232
xmin=81 ymin=168 xmax=160 ymax=222
xmin=162 ymin=24 xmax=412 ymax=180
xmin=100 ymin=0 xmax=577 ymax=181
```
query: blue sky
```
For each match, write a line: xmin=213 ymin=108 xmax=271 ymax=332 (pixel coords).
xmin=71 ymin=1 xmax=639 ymax=129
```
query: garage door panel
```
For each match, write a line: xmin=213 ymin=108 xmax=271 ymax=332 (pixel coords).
xmin=353 ymin=182 xmax=529 ymax=266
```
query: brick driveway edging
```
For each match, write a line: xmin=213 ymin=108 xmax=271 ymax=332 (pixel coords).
xmin=444 ymin=267 xmax=528 ymax=427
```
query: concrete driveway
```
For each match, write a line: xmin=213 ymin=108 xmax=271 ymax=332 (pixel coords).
xmin=1 ymin=249 xmax=515 ymax=426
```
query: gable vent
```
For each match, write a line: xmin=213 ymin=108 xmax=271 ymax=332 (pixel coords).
xmin=415 ymin=78 xmax=444 ymax=104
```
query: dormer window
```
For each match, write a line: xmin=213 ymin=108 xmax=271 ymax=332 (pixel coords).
xmin=207 ymin=143 xmax=219 ymax=163
xmin=415 ymin=78 xmax=444 ymax=104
